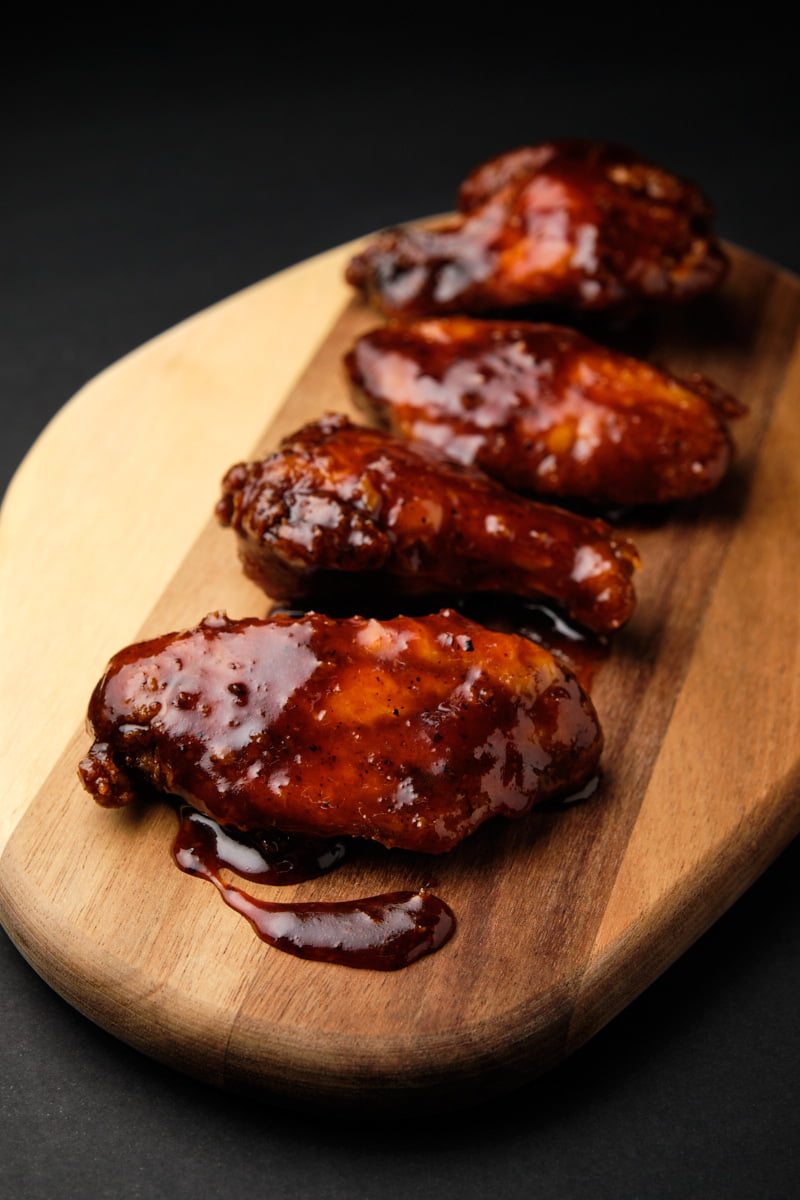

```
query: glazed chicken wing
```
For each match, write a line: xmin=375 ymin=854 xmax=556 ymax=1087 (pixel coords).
xmin=345 ymin=139 xmax=727 ymax=319
xmin=215 ymin=414 xmax=639 ymax=634
xmin=346 ymin=317 xmax=745 ymax=506
xmin=79 ymin=609 xmax=603 ymax=854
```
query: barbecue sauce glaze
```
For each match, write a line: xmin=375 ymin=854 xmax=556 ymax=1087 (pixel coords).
xmin=84 ymin=605 xmax=605 ymax=970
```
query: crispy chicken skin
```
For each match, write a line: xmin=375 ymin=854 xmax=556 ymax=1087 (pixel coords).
xmin=215 ymin=414 xmax=639 ymax=634
xmin=345 ymin=139 xmax=728 ymax=318
xmin=346 ymin=317 xmax=745 ymax=506
xmin=79 ymin=610 xmax=603 ymax=854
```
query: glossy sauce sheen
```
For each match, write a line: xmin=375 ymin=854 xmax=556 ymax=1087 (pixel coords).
xmin=172 ymin=807 xmax=454 ymax=970
xmin=345 ymin=139 xmax=728 ymax=318
xmin=216 ymin=414 xmax=639 ymax=634
xmin=462 ymin=596 xmax=609 ymax=693
xmin=79 ymin=609 xmax=603 ymax=855
xmin=270 ymin=596 xmax=610 ymax=695
xmin=347 ymin=317 xmax=745 ymax=506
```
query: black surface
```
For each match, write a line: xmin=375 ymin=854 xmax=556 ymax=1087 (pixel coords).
xmin=2 ymin=18 xmax=799 ymax=1199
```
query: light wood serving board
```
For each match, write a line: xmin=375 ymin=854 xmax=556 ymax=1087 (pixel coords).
xmin=1 ymin=238 xmax=799 ymax=1114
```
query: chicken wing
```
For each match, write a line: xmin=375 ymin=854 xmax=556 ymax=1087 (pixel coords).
xmin=346 ymin=317 xmax=745 ymax=506
xmin=345 ymin=139 xmax=727 ymax=318
xmin=79 ymin=609 xmax=603 ymax=854
xmin=215 ymin=414 xmax=639 ymax=634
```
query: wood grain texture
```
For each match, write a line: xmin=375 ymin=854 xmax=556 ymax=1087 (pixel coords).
xmin=1 ymin=238 xmax=798 ymax=1113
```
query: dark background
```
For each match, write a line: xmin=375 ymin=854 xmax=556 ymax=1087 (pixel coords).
xmin=2 ymin=16 xmax=799 ymax=1199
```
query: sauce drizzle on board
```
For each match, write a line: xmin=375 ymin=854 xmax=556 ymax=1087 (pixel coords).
xmin=172 ymin=806 xmax=456 ymax=970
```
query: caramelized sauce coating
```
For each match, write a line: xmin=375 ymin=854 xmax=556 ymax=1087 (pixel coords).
xmin=346 ymin=317 xmax=745 ymax=506
xmin=345 ymin=139 xmax=727 ymax=318
xmin=79 ymin=609 xmax=603 ymax=855
xmin=216 ymin=414 xmax=639 ymax=634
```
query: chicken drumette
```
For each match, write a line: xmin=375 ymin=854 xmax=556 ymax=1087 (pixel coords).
xmin=346 ymin=317 xmax=745 ymax=507
xmin=345 ymin=139 xmax=728 ymax=319
xmin=79 ymin=609 xmax=603 ymax=854
xmin=215 ymin=414 xmax=639 ymax=634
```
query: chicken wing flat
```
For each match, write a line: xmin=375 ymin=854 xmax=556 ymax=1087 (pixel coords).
xmin=345 ymin=139 xmax=727 ymax=318
xmin=79 ymin=609 xmax=603 ymax=854
xmin=346 ymin=317 xmax=745 ymax=506
xmin=215 ymin=414 xmax=639 ymax=634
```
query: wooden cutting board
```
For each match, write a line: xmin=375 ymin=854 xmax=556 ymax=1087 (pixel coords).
xmin=1 ymin=238 xmax=799 ymax=1114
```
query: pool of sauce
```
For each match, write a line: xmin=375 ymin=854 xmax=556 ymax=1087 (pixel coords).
xmin=171 ymin=806 xmax=455 ymax=971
